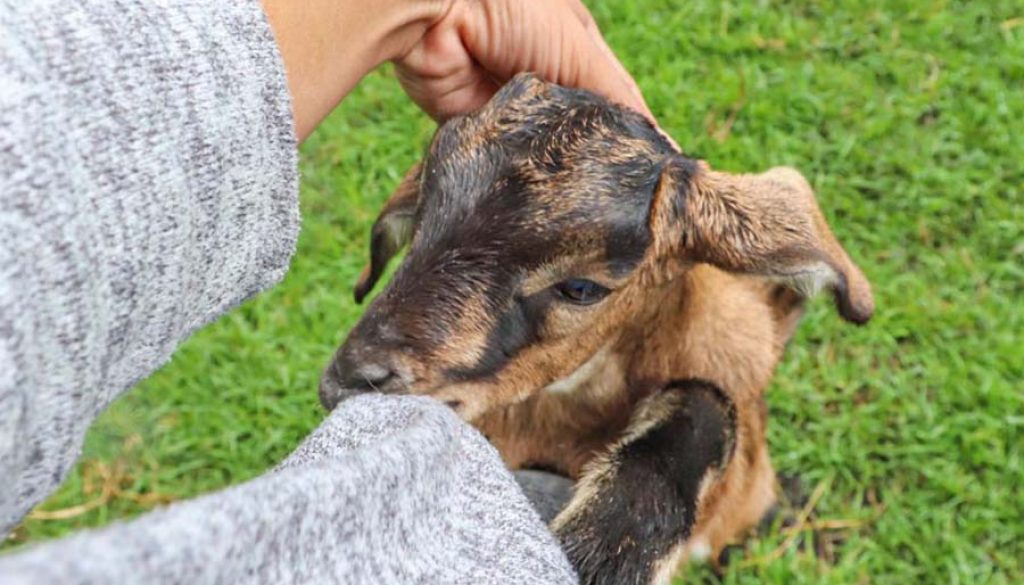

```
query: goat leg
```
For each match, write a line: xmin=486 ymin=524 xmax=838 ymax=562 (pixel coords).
xmin=550 ymin=379 xmax=740 ymax=585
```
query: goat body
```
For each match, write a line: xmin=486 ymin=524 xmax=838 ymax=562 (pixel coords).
xmin=321 ymin=74 xmax=874 ymax=584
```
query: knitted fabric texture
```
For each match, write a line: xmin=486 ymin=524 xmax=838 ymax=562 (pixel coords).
xmin=0 ymin=0 xmax=298 ymax=532
xmin=0 ymin=395 xmax=575 ymax=584
xmin=0 ymin=0 xmax=574 ymax=582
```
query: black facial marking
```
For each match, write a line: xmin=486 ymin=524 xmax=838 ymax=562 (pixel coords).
xmin=445 ymin=289 xmax=555 ymax=380
xmin=605 ymin=230 xmax=650 ymax=277
xmin=603 ymin=173 xmax=656 ymax=277
xmin=556 ymin=380 xmax=737 ymax=585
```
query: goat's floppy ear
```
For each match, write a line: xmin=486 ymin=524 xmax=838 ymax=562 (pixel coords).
xmin=354 ymin=164 xmax=421 ymax=303
xmin=654 ymin=159 xmax=874 ymax=324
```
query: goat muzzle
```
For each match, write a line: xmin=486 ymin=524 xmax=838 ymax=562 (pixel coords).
xmin=318 ymin=350 xmax=400 ymax=410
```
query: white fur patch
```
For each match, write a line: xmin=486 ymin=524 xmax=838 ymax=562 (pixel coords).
xmin=780 ymin=261 xmax=836 ymax=298
xmin=687 ymin=538 xmax=712 ymax=561
xmin=543 ymin=343 xmax=613 ymax=395
xmin=651 ymin=542 xmax=688 ymax=585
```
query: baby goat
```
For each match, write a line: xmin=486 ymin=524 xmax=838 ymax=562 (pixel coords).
xmin=320 ymin=73 xmax=874 ymax=584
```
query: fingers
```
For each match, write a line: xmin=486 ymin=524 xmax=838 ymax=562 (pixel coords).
xmin=561 ymin=0 xmax=678 ymax=149
xmin=395 ymin=50 xmax=499 ymax=121
xmin=395 ymin=0 xmax=670 ymax=138
xmin=393 ymin=3 xmax=500 ymax=121
xmin=563 ymin=0 xmax=653 ymax=120
xmin=457 ymin=0 xmax=650 ymax=117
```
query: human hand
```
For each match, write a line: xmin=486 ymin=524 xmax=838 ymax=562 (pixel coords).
xmin=262 ymin=0 xmax=653 ymax=141
xmin=393 ymin=0 xmax=653 ymax=122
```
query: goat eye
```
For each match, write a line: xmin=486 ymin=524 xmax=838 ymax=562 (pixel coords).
xmin=554 ymin=279 xmax=610 ymax=305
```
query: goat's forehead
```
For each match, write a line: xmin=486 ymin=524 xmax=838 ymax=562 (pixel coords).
xmin=411 ymin=162 xmax=656 ymax=273
xmin=413 ymin=101 xmax=665 ymax=260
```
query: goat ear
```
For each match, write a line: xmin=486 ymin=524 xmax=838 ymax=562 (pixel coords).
xmin=354 ymin=164 xmax=421 ymax=304
xmin=654 ymin=160 xmax=874 ymax=324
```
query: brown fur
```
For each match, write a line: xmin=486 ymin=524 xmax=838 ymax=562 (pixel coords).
xmin=477 ymin=265 xmax=785 ymax=564
xmin=320 ymin=74 xmax=874 ymax=584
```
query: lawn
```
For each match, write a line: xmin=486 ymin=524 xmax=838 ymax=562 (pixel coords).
xmin=4 ymin=0 xmax=1022 ymax=583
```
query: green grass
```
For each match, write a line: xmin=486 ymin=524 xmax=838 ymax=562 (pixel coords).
xmin=5 ymin=0 xmax=1022 ymax=582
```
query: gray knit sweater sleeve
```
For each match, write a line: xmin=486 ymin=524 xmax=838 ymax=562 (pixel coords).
xmin=0 ymin=4 xmax=576 ymax=582
xmin=0 ymin=395 xmax=576 ymax=584
xmin=0 ymin=0 xmax=299 ymax=533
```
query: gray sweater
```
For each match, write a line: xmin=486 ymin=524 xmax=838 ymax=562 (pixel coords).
xmin=0 ymin=0 xmax=575 ymax=582
xmin=0 ymin=394 xmax=575 ymax=584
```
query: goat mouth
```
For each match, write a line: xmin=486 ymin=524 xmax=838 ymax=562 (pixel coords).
xmin=319 ymin=371 xmax=433 ymax=411
xmin=318 ymin=376 xmax=360 ymax=411
xmin=318 ymin=364 xmax=480 ymax=417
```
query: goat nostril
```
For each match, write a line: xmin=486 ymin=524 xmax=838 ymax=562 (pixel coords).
xmin=444 ymin=400 xmax=462 ymax=410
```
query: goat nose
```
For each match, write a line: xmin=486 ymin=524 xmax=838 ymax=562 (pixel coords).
xmin=344 ymin=362 xmax=396 ymax=391
xmin=319 ymin=353 xmax=397 ymax=411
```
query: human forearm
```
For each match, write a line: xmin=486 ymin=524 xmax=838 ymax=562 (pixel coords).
xmin=261 ymin=0 xmax=450 ymax=141
xmin=0 ymin=0 xmax=298 ymax=534
xmin=0 ymin=395 xmax=575 ymax=585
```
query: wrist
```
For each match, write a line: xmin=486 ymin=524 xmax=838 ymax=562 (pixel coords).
xmin=374 ymin=0 xmax=454 ymax=64
xmin=261 ymin=0 xmax=451 ymax=141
